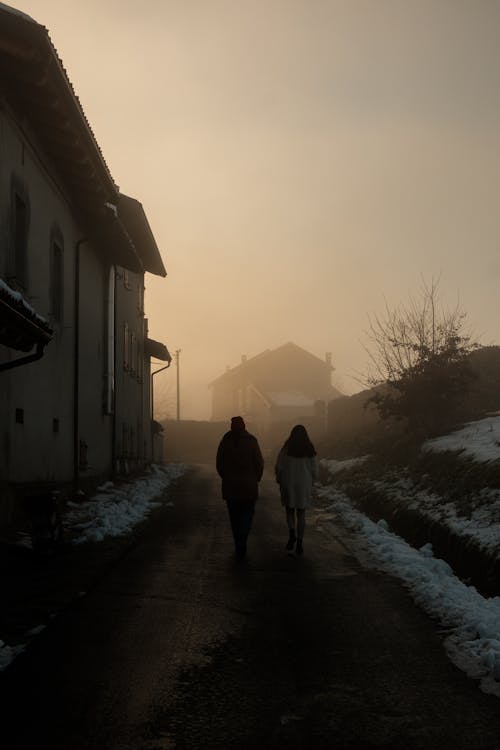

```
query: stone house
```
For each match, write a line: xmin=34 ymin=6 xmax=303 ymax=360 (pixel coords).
xmin=209 ymin=342 xmax=342 ymax=443
xmin=0 ymin=4 xmax=170 ymax=526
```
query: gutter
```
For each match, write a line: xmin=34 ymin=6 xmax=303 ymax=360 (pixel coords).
xmin=0 ymin=340 xmax=46 ymax=371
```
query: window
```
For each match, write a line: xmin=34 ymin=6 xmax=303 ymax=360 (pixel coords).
xmin=130 ymin=330 xmax=137 ymax=376
xmin=137 ymin=339 xmax=143 ymax=382
xmin=123 ymin=321 xmax=129 ymax=370
xmin=10 ymin=176 xmax=30 ymax=288
xmin=50 ymin=225 xmax=64 ymax=323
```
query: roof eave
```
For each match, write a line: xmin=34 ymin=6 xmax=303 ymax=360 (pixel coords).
xmin=0 ymin=6 xmax=118 ymax=211
xmin=0 ymin=293 xmax=53 ymax=352
xmin=118 ymin=194 xmax=167 ymax=277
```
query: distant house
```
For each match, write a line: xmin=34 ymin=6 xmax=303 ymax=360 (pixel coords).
xmin=209 ymin=342 xmax=342 ymax=440
xmin=0 ymin=4 xmax=170 ymax=527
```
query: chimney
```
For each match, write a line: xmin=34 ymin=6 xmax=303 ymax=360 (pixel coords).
xmin=325 ymin=352 xmax=332 ymax=369
xmin=241 ymin=355 xmax=247 ymax=364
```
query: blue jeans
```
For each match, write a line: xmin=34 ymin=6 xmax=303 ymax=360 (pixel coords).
xmin=226 ymin=500 xmax=256 ymax=555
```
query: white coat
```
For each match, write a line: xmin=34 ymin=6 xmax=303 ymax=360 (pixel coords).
xmin=275 ymin=448 xmax=318 ymax=509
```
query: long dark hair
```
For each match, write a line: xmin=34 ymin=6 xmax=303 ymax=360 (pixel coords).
xmin=284 ymin=424 xmax=316 ymax=458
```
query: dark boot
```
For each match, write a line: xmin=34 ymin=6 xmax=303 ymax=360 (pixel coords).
xmin=296 ymin=539 xmax=303 ymax=556
xmin=286 ymin=530 xmax=296 ymax=551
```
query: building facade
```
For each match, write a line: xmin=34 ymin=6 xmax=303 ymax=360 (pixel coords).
xmin=0 ymin=4 xmax=170 ymax=526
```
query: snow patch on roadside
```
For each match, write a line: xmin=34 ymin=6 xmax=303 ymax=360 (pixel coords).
xmin=65 ymin=463 xmax=186 ymax=544
xmin=0 ymin=463 xmax=187 ymax=672
xmin=318 ymin=484 xmax=500 ymax=698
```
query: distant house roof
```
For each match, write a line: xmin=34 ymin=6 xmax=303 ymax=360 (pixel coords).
xmin=209 ymin=342 xmax=334 ymax=387
xmin=118 ymin=195 xmax=167 ymax=277
xmin=0 ymin=3 xmax=166 ymax=277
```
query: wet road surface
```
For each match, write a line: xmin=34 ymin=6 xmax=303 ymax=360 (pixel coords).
xmin=2 ymin=465 xmax=500 ymax=749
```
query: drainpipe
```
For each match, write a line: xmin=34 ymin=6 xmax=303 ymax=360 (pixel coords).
xmin=73 ymin=237 xmax=87 ymax=494
xmin=0 ymin=341 xmax=46 ymax=371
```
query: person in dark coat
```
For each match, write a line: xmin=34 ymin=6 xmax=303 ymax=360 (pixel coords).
xmin=216 ymin=416 xmax=264 ymax=559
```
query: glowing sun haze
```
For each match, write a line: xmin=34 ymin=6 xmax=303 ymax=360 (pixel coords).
xmin=17 ymin=0 xmax=500 ymax=419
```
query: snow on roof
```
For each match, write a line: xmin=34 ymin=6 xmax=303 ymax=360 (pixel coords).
xmin=423 ymin=416 xmax=500 ymax=463
xmin=268 ymin=390 xmax=315 ymax=407
xmin=0 ymin=277 xmax=50 ymax=327
xmin=0 ymin=278 xmax=24 ymax=305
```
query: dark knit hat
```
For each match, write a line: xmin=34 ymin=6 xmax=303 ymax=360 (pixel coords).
xmin=231 ymin=416 xmax=245 ymax=431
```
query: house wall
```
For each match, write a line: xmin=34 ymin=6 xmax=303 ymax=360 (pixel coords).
xmin=0 ymin=107 xmax=78 ymax=497
xmin=211 ymin=386 xmax=235 ymax=422
xmin=114 ymin=266 xmax=148 ymax=473
xmin=256 ymin=363 xmax=326 ymax=394
xmin=0 ymin=100 xmax=162 ymax=527
xmin=77 ymin=244 xmax=113 ymax=480
xmin=242 ymin=348 xmax=332 ymax=396
xmin=0 ymin=106 xmax=121 ymax=525
xmin=143 ymin=320 xmax=153 ymax=463
xmin=246 ymin=386 xmax=271 ymax=428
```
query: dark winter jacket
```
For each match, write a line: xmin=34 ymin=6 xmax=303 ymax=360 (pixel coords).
xmin=216 ymin=430 xmax=264 ymax=502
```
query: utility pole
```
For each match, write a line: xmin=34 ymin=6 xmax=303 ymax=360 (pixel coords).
xmin=175 ymin=349 xmax=181 ymax=421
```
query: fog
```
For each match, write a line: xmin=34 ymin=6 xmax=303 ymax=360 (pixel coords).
xmin=19 ymin=0 xmax=500 ymax=419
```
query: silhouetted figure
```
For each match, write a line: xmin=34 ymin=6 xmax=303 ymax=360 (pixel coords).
xmin=216 ymin=416 xmax=264 ymax=559
xmin=275 ymin=424 xmax=318 ymax=555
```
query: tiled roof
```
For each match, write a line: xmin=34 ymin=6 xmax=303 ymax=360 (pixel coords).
xmin=0 ymin=4 xmax=165 ymax=276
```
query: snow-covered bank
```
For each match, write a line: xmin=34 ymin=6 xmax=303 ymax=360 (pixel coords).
xmin=424 ymin=415 xmax=500 ymax=463
xmin=0 ymin=463 xmax=187 ymax=672
xmin=322 ymin=416 xmax=500 ymax=561
xmin=320 ymin=415 xmax=500 ymax=699
xmin=317 ymin=484 xmax=500 ymax=698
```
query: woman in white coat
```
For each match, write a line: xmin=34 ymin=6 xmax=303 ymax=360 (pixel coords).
xmin=275 ymin=424 xmax=318 ymax=555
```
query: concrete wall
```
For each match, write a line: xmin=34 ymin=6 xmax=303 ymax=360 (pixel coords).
xmin=0 ymin=107 xmax=114 ymax=522
xmin=114 ymin=267 xmax=149 ymax=473
xmin=0 ymin=105 xmax=160 ymax=528
xmin=0 ymin=107 xmax=79 ymax=489
xmin=77 ymin=244 xmax=113 ymax=479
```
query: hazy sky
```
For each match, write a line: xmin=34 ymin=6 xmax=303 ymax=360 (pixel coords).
xmin=18 ymin=0 xmax=500 ymax=419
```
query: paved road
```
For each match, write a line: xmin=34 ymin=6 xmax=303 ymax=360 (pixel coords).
xmin=2 ymin=465 xmax=500 ymax=749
